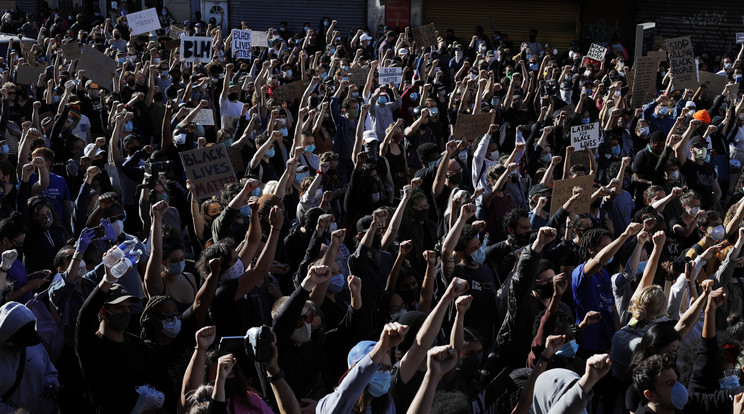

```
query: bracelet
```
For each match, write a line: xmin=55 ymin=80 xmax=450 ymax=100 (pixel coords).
xmin=538 ymin=355 xmax=552 ymax=364
xmin=0 ymin=267 xmax=8 ymax=273
xmin=316 ymin=170 xmax=325 ymax=175
xmin=267 ymin=369 xmax=285 ymax=383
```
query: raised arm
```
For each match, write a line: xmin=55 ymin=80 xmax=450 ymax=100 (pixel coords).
xmin=583 ymin=222 xmax=642 ymax=277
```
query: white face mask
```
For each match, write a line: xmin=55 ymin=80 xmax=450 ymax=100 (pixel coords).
xmin=488 ymin=150 xmax=500 ymax=160
xmin=111 ymin=220 xmax=124 ymax=237
xmin=220 ymin=259 xmax=245 ymax=282
xmin=686 ymin=206 xmax=700 ymax=216
xmin=78 ymin=260 xmax=88 ymax=278
xmin=560 ymin=90 xmax=572 ymax=103
xmin=708 ymin=225 xmax=726 ymax=242
xmin=290 ymin=322 xmax=312 ymax=343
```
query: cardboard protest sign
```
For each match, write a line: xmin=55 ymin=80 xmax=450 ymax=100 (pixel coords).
xmin=78 ymin=46 xmax=117 ymax=90
xmin=16 ymin=64 xmax=46 ymax=85
xmin=634 ymin=22 xmax=656 ymax=62
xmin=698 ymin=70 xmax=728 ymax=96
xmin=127 ymin=8 xmax=161 ymax=35
xmin=586 ymin=43 xmax=607 ymax=62
xmin=180 ymin=36 xmax=213 ymax=63
xmin=452 ymin=113 xmax=494 ymax=142
xmin=252 ymin=30 xmax=268 ymax=47
xmin=631 ymin=52 xmax=664 ymax=107
xmin=193 ymin=108 xmax=215 ymax=126
xmin=571 ymin=122 xmax=600 ymax=150
xmin=61 ymin=42 xmax=81 ymax=60
xmin=549 ymin=174 xmax=595 ymax=215
xmin=227 ymin=144 xmax=246 ymax=174
xmin=179 ymin=144 xmax=237 ymax=199
xmin=231 ymin=29 xmax=252 ymax=59
xmin=349 ymin=66 xmax=370 ymax=86
xmin=0 ymin=1 xmax=15 ymax=11
xmin=20 ymin=41 xmax=35 ymax=65
xmin=737 ymin=33 xmax=744 ymax=44
xmin=412 ymin=24 xmax=437 ymax=48
xmin=274 ymin=80 xmax=310 ymax=103
xmin=379 ymin=66 xmax=402 ymax=86
xmin=169 ymin=25 xmax=186 ymax=39
xmin=664 ymin=36 xmax=697 ymax=90
xmin=222 ymin=115 xmax=239 ymax=130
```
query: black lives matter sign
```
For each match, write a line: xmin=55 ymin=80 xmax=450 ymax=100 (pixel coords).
xmin=180 ymin=36 xmax=213 ymax=63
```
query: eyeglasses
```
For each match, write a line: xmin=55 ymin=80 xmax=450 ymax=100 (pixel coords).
xmin=156 ymin=311 xmax=180 ymax=321
xmin=296 ymin=311 xmax=314 ymax=328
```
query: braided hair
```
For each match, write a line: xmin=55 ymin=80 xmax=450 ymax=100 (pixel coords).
xmin=139 ymin=295 xmax=175 ymax=339
xmin=578 ymin=228 xmax=612 ymax=262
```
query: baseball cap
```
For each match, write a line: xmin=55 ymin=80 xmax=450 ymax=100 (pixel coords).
xmin=528 ymin=183 xmax=550 ymax=198
xmin=104 ymin=284 xmax=140 ymax=305
xmin=362 ymin=130 xmax=378 ymax=144
xmin=693 ymin=109 xmax=711 ymax=124
xmin=684 ymin=101 xmax=696 ymax=109
xmin=348 ymin=340 xmax=376 ymax=368
xmin=84 ymin=143 xmax=104 ymax=157
xmin=355 ymin=215 xmax=373 ymax=234
xmin=360 ymin=33 xmax=373 ymax=42
xmin=689 ymin=135 xmax=707 ymax=148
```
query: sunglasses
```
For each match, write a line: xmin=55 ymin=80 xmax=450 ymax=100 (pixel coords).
xmin=156 ymin=311 xmax=180 ymax=321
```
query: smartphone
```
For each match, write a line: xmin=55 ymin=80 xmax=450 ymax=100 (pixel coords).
xmin=90 ymin=225 xmax=106 ymax=240
xmin=219 ymin=336 xmax=245 ymax=352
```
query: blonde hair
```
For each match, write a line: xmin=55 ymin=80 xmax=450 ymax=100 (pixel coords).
xmin=628 ymin=285 xmax=666 ymax=324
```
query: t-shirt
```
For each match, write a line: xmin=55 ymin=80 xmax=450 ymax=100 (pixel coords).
xmin=70 ymin=114 xmax=92 ymax=140
xmin=680 ymin=161 xmax=717 ymax=209
xmin=572 ymin=262 xmax=616 ymax=352
xmin=29 ymin=172 xmax=71 ymax=219
xmin=450 ymin=263 xmax=499 ymax=342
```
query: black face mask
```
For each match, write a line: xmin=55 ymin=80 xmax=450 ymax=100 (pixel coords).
xmin=106 ymin=310 xmax=130 ymax=331
xmin=447 ymin=171 xmax=463 ymax=185
xmin=224 ymin=377 xmax=240 ymax=397
xmin=508 ymin=232 xmax=531 ymax=248
xmin=457 ymin=353 xmax=482 ymax=377
xmin=534 ymin=282 xmax=554 ymax=298
xmin=399 ymin=286 xmax=420 ymax=304
xmin=126 ymin=79 xmax=136 ymax=88
xmin=411 ymin=208 xmax=428 ymax=221
xmin=228 ymin=92 xmax=239 ymax=101
xmin=153 ymin=92 xmax=164 ymax=102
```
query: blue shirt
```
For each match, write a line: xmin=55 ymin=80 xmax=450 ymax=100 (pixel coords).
xmin=29 ymin=172 xmax=71 ymax=219
xmin=572 ymin=262 xmax=616 ymax=352
xmin=7 ymin=259 xmax=31 ymax=303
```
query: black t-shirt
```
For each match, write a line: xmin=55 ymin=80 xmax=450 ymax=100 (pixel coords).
xmin=680 ymin=161 xmax=717 ymax=209
xmin=444 ymin=263 xmax=499 ymax=343
xmin=670 ymin=215 xmax=700 ymax=253
xmin=632 ymin=147 xmax=661 ymax=205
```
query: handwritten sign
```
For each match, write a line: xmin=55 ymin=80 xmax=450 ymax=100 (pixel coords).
xmin=571 ymin=122 xmax=600 ymax=150
xmin=379 ymin=66 xmax=402 ymax=86
xmin=227 ymin=144 xmax=246 ymax=175
xmin=78 ymin=45 xmax=117 ymax=90
xmin=737 ymin=33 xmax=744 ymax=44
xmin=274 ymin=80 xmax=310 ymax=103
xmin=193 ymin=108 xmax=215 ymax=126
xmin=169 ymin=25 xmax=186 ymax=39
xmin=586 ymin=43 xmax=607 ymax=62
xmin=549 ymin=174 xmax=595 ymax=215
xmin=231 ymin=29 xmax=252 ymax=59
xmin=412 ymin=23 xmax=437 ymax=48
xmin=252 ymin=30 xmax=268 ymax=48
xmin=127 ymin=8 xmax=161 ymax=35
xmin=631 ymin=52 xmax=663 ymax=108
xmin=61 ymin=42 xmax=81 ymax=60
xmin=179 ymin=144 xmax=237 ymax=199
xmin=180 ymin=36 xmax=213 ymax=63
xmin=698 ymin=70 xmax=728 ymax=95
xmin=0 ymin=1 xmax=15 ymax=10
xmin=453 ymin=112 xmax=494 ymax=141
xmin=349 ymin=66 xmax=370 ymax=86
xmin=664 ymin=36 xmax=698 ymax=90
xmin=16 ymin=64 xmax=46 ymax=85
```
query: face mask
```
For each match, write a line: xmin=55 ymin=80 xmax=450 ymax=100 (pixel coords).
xmin=228 ymin=92 xmax=239 ymax=101
xmin=124 ymin=121 xmax=133 ymax=132
xmin=280 ymin=127 xmax=289 ymax=137
xmin=295 ymin=172 xmax=307 ymax=183
xmin=656 ymin=381 xmax=688 ymax=410
xmin=737 ymin=75 xmax=743 ymax=83
xmin=0 ymin=144 xmax=8 ymax=155
xmin=427 ymin=160 xmax=438 ymax=169
xmin=174 ymin=133 xmax=186 ymax=145
xmin=390 ymin=308 xmax=407 ymax=321
xmin=106 ymin=310 xmax=130 ymax=331
xmin=223 ymin=138 xmax=233 ymax=147
xmin=410 ymin=92 xmax=419 ymax=101
xmin=290 ymin=322 xmax=312 ymax=343
xmin=283 ymin=69 xmax=292 ymax=78
xmin=221 ymin=259 xmax=245 ymax=282
xmin=529 ymin=63 xmax=539 ymax=71
xmin=725 ymin=62 xmax=733 ymax=69
xmin=622 ymin=177 xmax=630 ymax=189
xmin=347 ymin=108 xmax=359 ymax=119
xmin=457 ymin=151 xmax=468 ymax=163
xmin=305 ymin=144 xmax=316 ymax=153
xmin=614 ymin=90 xmax=622 ymax=98
xmin=265 ymin=147 xmax=275 ymax=158
xmin=693 ymin=147 xmax=707 ymax=161
xmin=161 ymin=10 xmax=167 ymax=15
xmin=540 ymin=153 xmax=552 ymax=163
xmin=368 ymin=371 xmax=391 ymax=397
xmin=457 ymin=353 xmax=482 ymax=376
xmin=668 ymin=170 xmax=680 ymax=181
xmin=707 ymin=225 xmax=726 ymax=242
xmin=447 ymin=171 xmax=463 ymax=185
xmin=161 ymin=70 xmax=169 ymax=77
xmin=118 ymin=57 xmax=126 ymax=64
xmin=584 ymin=69 xmax=592 ymax=77
xmin=686 ymin=206 xmax=700 ymax=216
xmin=534 ymin=281 xmax=554 ymax=298
xmin=111 ymin=220 xmax=124 ymax=237
xmin=658 ymin=107 xmax=669 ymax=116
xmin=371 ymin=192 xmax=381 ymax=203
xmin=167 ymin=260 xmax=185 ymax=275
xmin=239 ymin=204 xmax=252 ymax=218
xmin=555 ymin=339 xmax=578 ymax=358
xmin=640 ymin=126 xmax=650 ymax=137
xmin=488 ymin=149 xmax=500 ymax=160
xmin=719 ymin=374 xmax=740 ymax=390
xmin=378 ymin=96 xmax=388 ymax=105
xmin=161 ymin=317 xmax=181 ymax=338
xmin=581 ymin=117 xmax=591 ymax=125
xmin=560 ymin=90 xmax=572 ymax=103
xmin=470 ymin=245 xmax=485 ymax=265
xmin=327 ymin=274 xmax=345 ymax=294
xmin=610 ymin=146 xmax=621 ymax=156
xmin=637 ymin=260 xmax=648 ymax=274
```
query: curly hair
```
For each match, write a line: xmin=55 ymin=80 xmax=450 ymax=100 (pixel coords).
xmin=628 ymin=285 xmax=667 ymax=326
xmin=578 ymin=228 xmax=612 ymax=262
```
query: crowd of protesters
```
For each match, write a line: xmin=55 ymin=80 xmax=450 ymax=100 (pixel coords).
xmin=4 ymin=6 xmax=744 ymax=414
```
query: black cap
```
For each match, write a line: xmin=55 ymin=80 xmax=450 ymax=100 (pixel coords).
xmin=104 ymin=284 xmax=140 ymax=305
xmin=528 ymin=183 xmax=550 ymax=198
xmin=689 ymin=135 xmax=707 ymax=147
xmin=649 ymin=131 xmax=666 ymax=143
xmin=355 ymin=215 xmax=373 ymax=234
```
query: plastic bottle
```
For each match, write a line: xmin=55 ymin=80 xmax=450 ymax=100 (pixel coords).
xmin=103 ymin=240 xmax=138 ymax=268
xmin=110 ymin=250 xmax=142 ymax=279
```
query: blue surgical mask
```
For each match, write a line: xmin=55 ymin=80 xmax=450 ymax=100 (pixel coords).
xmin=658 ymin=106 xmax=669 ymax=116
xmin=470 ymin=245 xmax=485 ymax=265
xmin=280 ymin=127 xmax=288 ymax=136
xmin=304 ymin=144 xmax=316 ymax=153
xmin=581 ymin=117 xmax=591 ymax=125
xmin=167 ymin=260 xmax=185 ymax=275
xmin=265 ymin=148 xmax=275 ymax=158
xmin=719 ymin=374 xmax=740 ymax=390
xmin=327 ymin=274 xmax=344 ymax=294
xmin=118 ymin=57 xmax=125 ymax=64
xmin=124 ymin=121 xmax=133 ymax=132
xmin=637 ymin=261 xmax=647 ymax=274
xmin=240 ymin=204 xmax=252 ymax=218
xmin=427 ymin=160 xmax=437 ymax=169
xmin=368 ymin=371 xmax=391 ymax=397
xmin=640 ymin=126 xmax=650 ymax=137
xmin=250 ymin=187 xmax=262 ymax=197
xmin=378 ymin=96 xmax=388 ymax=105
xmin=555 ymin=339 xmax=578 ymax=358
xmin=223 ymin=138 xmax=233 ymax=147
xmin=0 ymin=144 xmax=8 ymax=155
xmin=410 ymin=92 xmax=419 ymax=101
xmin=295 ymin=172 xmax=306 ymax=183
xmin=610 ymin=145 xmax=620 ymax=156
xmin=530 ymin=63 xmax=539 ymax=71
xmin=668 ymin=381 xmax=689 ymax=410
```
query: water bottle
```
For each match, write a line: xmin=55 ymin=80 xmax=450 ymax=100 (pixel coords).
xmin=103 ymin=240 xmax=138 ymax=268
xmin=110 ymin=249 xmax=142 ymax=279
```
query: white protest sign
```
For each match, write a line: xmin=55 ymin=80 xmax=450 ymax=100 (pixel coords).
xmin=586 ymin=43 xmax=607 ymax=62
xmin=194 ymin=108 xmax=215 ymax=126
xmin=180 ymin=36 xmax=213 ymax=63
xmin=379 ymin=67 xmax=402 ymax=86
xmin=737 ymin=33 xmax=744 ymax=44
xmin=127 ymin=8 xmax=161 ymax=35
xmin=571 ymin=122 xmax=600 ymax=150
xmin=231 ymin=29 xmax=252 ymax=59
xmin=252 ymin=30 xmax=268 ymax=47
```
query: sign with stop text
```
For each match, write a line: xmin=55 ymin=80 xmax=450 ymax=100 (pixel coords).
xmin=180 ymin=36 xmax=213 ymax=63
xmin=179 ymin=144 xmax=237 ymax=199
xmin=664 ymin=36 xmax=698 ymax=90
xmin=571 ymin=122 xmax=599 ymax=150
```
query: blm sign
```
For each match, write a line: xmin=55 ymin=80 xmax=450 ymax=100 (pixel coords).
xmin=180 ymin=36 xmax=213 ymax=63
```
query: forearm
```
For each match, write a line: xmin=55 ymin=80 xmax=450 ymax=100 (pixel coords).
xmin=407 ymin=372 xmax=440 ymax=414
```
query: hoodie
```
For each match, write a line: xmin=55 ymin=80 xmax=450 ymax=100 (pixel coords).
xmin=531 ymin=368 xmax=592 ymax=414
xmin=0 ymin=301 xmax=58 ymax=414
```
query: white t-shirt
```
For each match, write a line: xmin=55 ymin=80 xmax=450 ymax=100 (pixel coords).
xmin=71 ymin=115 xmax=91 ymax=141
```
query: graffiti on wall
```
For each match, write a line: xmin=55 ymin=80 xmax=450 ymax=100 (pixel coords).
xmin=582 ymin=18 xmax=622 ymax=43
